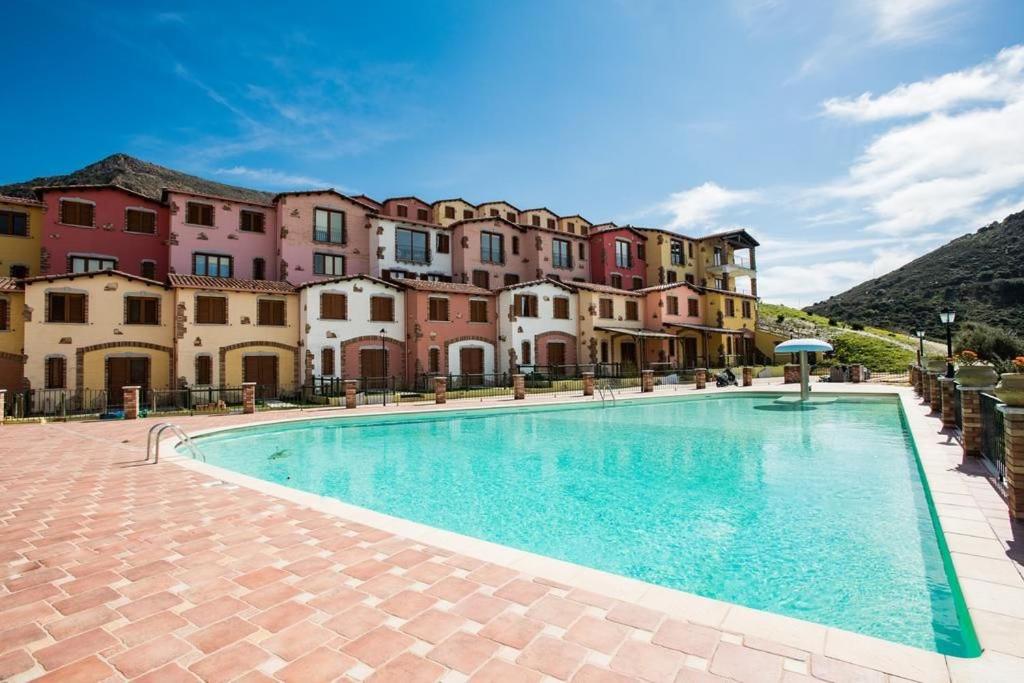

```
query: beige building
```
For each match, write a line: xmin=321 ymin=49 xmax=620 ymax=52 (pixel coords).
xmin=0 ymin=278 xmax=26 ymax=392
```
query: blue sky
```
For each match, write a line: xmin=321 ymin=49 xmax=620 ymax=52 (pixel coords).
xmin=4 ymin=0 xmax=1023 ymax=305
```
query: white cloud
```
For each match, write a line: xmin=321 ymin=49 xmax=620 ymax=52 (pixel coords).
xmin=656 ymin=182 xmax=760 ymax=231
xmin=862 ymin=0 xmax=962 ymax=44
xmin=759 ymin=247 xmax=920 ymax=307
xmin=213 ymin=166 xmax=350 ymax=191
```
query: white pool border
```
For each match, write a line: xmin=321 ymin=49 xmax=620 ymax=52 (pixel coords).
xmin=162 ymin=383 xmax=1024 ymax=682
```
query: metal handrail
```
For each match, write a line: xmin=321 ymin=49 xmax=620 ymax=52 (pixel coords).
xmin=146 ymin=422 xmax=205 ymax=464
xmin=596 ymin=380 xmax=617 ymax=407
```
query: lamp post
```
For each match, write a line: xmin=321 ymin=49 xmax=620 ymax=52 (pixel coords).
xmin=916 ymin=329 xmax=926 ymax=367
xmin=379 ymin=328 xmax=387 ymax=407
xmin=939 ymin=310 xmax=955 ymax=378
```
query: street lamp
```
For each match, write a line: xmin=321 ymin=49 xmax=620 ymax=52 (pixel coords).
xmin=915 ymin=329 xmax=925 ymax=366
xmin=939 ymin=310 xmax=956 ymax=378
xmin=379 ymin=328 xmax=388 ymax=406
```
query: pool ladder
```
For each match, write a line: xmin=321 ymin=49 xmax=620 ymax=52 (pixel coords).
xmin=146 ymin=422 xmax=206 ymax=464
xmin=596 ymin=380 xmax=617 ymax=406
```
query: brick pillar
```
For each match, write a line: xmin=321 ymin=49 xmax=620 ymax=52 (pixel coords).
xmin=513 ymin=374 xmax=525 ymax=400
xmin=912 ymin=366 xmax=922 ymax=394
xmin=344 ymin=380 xmax=358 ymax=409
xmin=641 ymin=369 xmax=654 ymax=393
xmin=959 ymin=387 xmax=987 ymax=457
xmin=582 ymin=372 xmax=595 ymax=397
xmin=695 ymin=369 xmax=706 ymax=390
xmin=242 ymin=382 xmax=256 ymax=414
xmin=850 ymin=365 xmax=863 ymax=384
xmin=939 ymin=378 xmax=956 ymax=429
xmin=1003 ymin=407 xmax=1024 ymax=521
xmin=0 ymin=389 xmax=5 ymax=425
xmin=929 ymin=373 xmax=942 ymax=413
xmin=742 ymin=367 xmax=753 ymax=387
xmin=434 ymin=376 xmax=446 ymax=404
xmin=783 ymin=364 xmax=801 ymax=384
xmin=922 ymin=371 xmax=932 ymax=403
xmin=123 ymin=386 xmax=140 ymax=420
xmin=907 ymin=364 xmax=915 ymax=387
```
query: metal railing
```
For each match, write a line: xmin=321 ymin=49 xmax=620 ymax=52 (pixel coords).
xmin=980 ymin=393 xmax=1005 ymax=483
xmin=4 ymin=388 xmax=109 ymax=419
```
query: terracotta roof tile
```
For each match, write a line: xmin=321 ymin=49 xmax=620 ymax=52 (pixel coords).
xmin=399 ymin=279 xmax=492 ymax=296
xmin=168 ymin=274 xmax=295 ymax=293
xmin=21 ymin=269 xmax=166 ymax=288
xmin=566 ymin=281 xmax=645 ymax=297
xmin=0 ymin=277 xmax=23 ymax=291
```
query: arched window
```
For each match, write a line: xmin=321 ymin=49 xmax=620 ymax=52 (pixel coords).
xmin=521 ymin=340 xmax=532 ymax=365
xmin=321 ymin=347 xmax=335 ymax=376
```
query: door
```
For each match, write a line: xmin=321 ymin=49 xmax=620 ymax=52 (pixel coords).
xmin=620 ymin=342 xmax=637 ymax=371
xmin=460 ymin=347 xmax=484 ymax=386
xmin=107 ymin=357 xmax=150 ymax=406
xmin=683 ymin=338 xmax=698 ymax=369
xmin=243 ymin=355 xmax=278 ymax=399
xmin=547 ymin=342 xmax=565 ymax=376
xmin=359 ymin=348 xmax=388 ymax=390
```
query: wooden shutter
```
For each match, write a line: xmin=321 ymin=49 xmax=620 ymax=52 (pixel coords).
xmin=553 ymin=297 xmax=568 ymax=319
xmin=45 ymin=357 xmax=66 ymax=389
xmin=320 ymin=293 xmax=347 ymax=320
xmin=626 ymin=301 xmax=638 ymax=320
xmin=68 ymin=294 xmax=86 ymax=323
xmin=429 ymin=297 xmax=448 ymax=321
xmin=259 ymin=300 xmax=285 ymax=325
xmin=0 ymin=299 xmax=7 ymax=330
xmin=470 ymin=300 xmax=487 ymax=323
xmin=371 ymin=297 xmax=393 ymax=321
xmin=321 ymin=348 xmax=335 ymax=376
xmin=196 ymin=356 xmax=212 ymax=385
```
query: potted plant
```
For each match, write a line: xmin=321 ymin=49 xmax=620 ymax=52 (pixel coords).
xmin=953 ymin=350 xmax=999 ymax=387
xmin=995 ymin=357 xmax=1024 ymax=407
xmin=925 ymin=356 xmax=947 ymax=373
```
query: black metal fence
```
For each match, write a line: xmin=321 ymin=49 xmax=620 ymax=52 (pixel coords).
xmin=980 ymin=393 xmax=1005 ymax=483
xmin=4 ymin=389 xmax=110 ymax=420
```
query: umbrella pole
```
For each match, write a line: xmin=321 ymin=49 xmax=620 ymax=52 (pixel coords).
xmin=800 ymin=350 xmax=809 ymax=401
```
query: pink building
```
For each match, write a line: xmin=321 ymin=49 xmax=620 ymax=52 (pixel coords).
xmin=588 ymin=225 xmax=648 ymax=290
xmin=380 ymin=196 xmax=433 ymax=223
xmin=165 ymin=190 xmax=278 ymax=281
xmin=527 ymin=226 xmax=589 ymax=283
xmin=274 ymin=190 xmax=378 ymax=285
xmin=450 ymin=217 xmax=529 ymax=289
xmin=37 ymin=185 xmax=169 ymax=279
xmin=642 ymin=281 xmax=705 ymax=368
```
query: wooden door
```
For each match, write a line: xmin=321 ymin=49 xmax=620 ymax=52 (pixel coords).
xmin=620 ymin=342 xmax=637 ymax=371
xmin=243 ymin=355 xmax=278 ymax=398
xmin=459 ymin=347 xmax=484 ymax=386
xmin=359 ymin=348 xmax=388 ymax=390
xmin=107 ymin=357 xmax=150 ymax=406
xmin=683 ymin=338 xmax=698 ymax=368
xmin=547 ymin=342 xmax=565 ymax=376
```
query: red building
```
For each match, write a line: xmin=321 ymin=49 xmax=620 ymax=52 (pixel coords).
xmin=37 ymin=185 xmax=170 ymax=280
xmin=587 ymin=225 xmax=648 ymax=290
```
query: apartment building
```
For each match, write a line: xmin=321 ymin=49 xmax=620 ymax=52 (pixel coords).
xmin=1 ymin=195 xmax=45 ymax=279
xmin=402 ymin=279 xmax=496 ymax=380
xmin=587 ymin=225 xmax=648 ymax=290
xmin=497 ymin=278 xmax=579 ymax=374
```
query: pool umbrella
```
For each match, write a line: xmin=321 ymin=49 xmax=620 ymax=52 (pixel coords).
xmin=774 ymin=338 xmax=834 ymax=401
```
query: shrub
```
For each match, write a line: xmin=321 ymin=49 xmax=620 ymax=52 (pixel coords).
xmin=830 ymin=333 xmax=914 ymax=372
xmin=953 ymin=322 xmax=1024 ymax=363
xmin=851 ymin=323 xmax=865 ymax=331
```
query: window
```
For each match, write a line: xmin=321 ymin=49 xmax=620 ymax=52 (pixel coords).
xmin=637 ymin=243 xmax=646 ymax=261
xmin=715 ymin=278 xmax=724 ymax=290
xmin=688 ymin=242 xmax=694 ymax=258
xmin=9 ymin=265 xmax=28 ymax=279
xmin=671 ymin=240 xmax=684 ymax=266
xmin=45 ymin=357 xmax=66 ymax=389
xmin=0 ymin=210 xmax=28 ymax=236
xmin=632 ymin=276 xmax=643 ymax=290
xmin=0 ymin=299 xmax=8 ymax=330
xmin=314 ymin=208 xmax=345 ymax=244
xmin=472 ymin=270 xmax=490 ymax=289
xmin=610 ymin=274 xmax=623 ymax=289
xmin=313 ymin=253 xmax=344 ymax=276
xmin=547 ymin=218 xmax=556 ymax=230
xmin=512 ymin=236 xmax=520 ymax=255
xmin=567 ymin=222 xmax=575 ymax=234
xmin=552 ymin=239 xmax=572 ymax=269
xmin=667 ymin=296 xmax=679 ymax=315
xmin=600 ymin=340 xmax=609 ymax=363
xmin=666 ymin=270 xmax=677 ymax=283
xmin=196 ymin=355 xmax=212 ymax=385
xmin=193 ymin=253 xmax=232 ymax=278
xmin=124 ymin=209 xmax=156 ymax=234
xmin=521 ymin=341 xmax=532 ymax=365
xmin=240 ymin=210 xmax=265 ymax=233
xmin=60 ymin=200 xmax=94 ymax=227
xmin=70 ymin=256 xmax=116 ymax=273
xmin=428 ymin=297 xmax=449 ymax=321
xmin=321 ymin=348 xmax=335 ymax=376
xmin=685 ymin=273 xmax=695 ymax=284
xmin=141 ymin=261 xmax=156 ymax=280
xmin=195 ymin=296 xmax=227 ymax=324
xmin=489 ymin=208 xmax=499 ymax=217
xmin=185 ymin=202 xmax=214 ymax=227
xmin=258 ymin=299 xmax=286 ymax=326
xmin=513 ymin=294 xmax=538 ymax=317
xmin=463 ymin=209 xmax=474 ymax=219
xmin=578 ymin=242 xmax=586 ymax=260
xmin=126 ymin=296 xmax=159 ymax=325
xmin=436 ymin=233 xmax=450 ymax=254
xmin=252 ymin=257 xmax=266 ymax=280
xmin=725 ymin=299 xmax=736 ymax=317
xmin=320 ymin=292 xmax=347 ymax=319
xmin=688 ymin=299 xmax=699 ymax=316
xmin=531 ymin=215 xmax=541 ymax=227
xmin=599 ymin=298 xmax=614 ymax=318
xmin=469 ymin=299 xmax=488 ymax=323
xmin=428 ymin=348 xmax=440 ymax=373
xmin=47 ymin=293 xmax=86 ymax=323
xmin=553 ymin=297 xmax=570 ymax=320
xmin=396 ymin=228 xmax=429 ymax=263
xmin=503 ymin=273 xmax=520 ymax=286
xmin=396 ymin=204 xmax=408 ymax=218
xmin=581 ymin=225 xmax=589 ymax=236
xmin=444 ymin=206 xmax=456 ymax=220
xmin=742 ymin=300 xmax=752 ymax=318
xmin=625 ymin=300 xmax=639 ymax=321
xmin=370 ymin=296 xmax=395 ymax=322
xmin=506 ymin=211 xmax=516 ymax=222
xmin=417 ymin=208 xmax=429 ymax=221
xmin=481 ymin=232 xmax=504 ymax=264
xmin=615 ymin=240 xmax=632 ymax=268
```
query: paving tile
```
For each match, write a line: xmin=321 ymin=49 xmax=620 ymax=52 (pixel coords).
xmin=400 ymin=608 xmax=467 ymax=644
xmin=261 ymin=620 xmax=333 ymax=661
xmin=189 ymin=640 xmax=270 ymax=683
xmin=610 ymin=639 xmax=684 ymax=682
xmin=0 ymin=622 xmax=48 ymax=654
xmin=33 ymin=627 xmax=118 ymax=671
xmin=517 ymin=635 xmax=588 ymax=680
xmin=652 ymin=619 xmax=722 ymax=659
xmin=0 ymin=649 xmax=35 ymax=679
xmin=366 ymin=651 xmax=447 ymax=682
xmin=525 ymin=595 xmax=588 ymax=628
xmin=249 ymin=600 xmax=314 ymax=633
xmin=187 ymin=615 xmax=258 ymax=654
xmin=453 ymin=593 xmax=513 ymax=624
xmin=471 ymin=657 xmax=544 ymax=682
xmin=275 ymin=646 xmax=357 ymax=683
xmin=494 ymin=578 xmax=550 ymax=606
xmin=378 ymin=589 xmax=438 ymax=618
xmin=709 ymin=642 xmax=784 ymax=683
xmin=428 ymin=630 xmax=500 ymax=673
xmin=425 ymin=575 xmax=481 ymax=602
xmin=479 ymin=611 xmax=546 ymax=649
xmin=34 ymin=654 xmax=115 ymax=682
xmin=564 ymin=615 xmax=630 ymax=654
xmin=571 ymin=663 xmax=638 ymax=682
xmin=134 ymin=662 xmax=202 ymax=682
xmin=109 ymin=633 xmax=192 ymax=678
xmin=605 ymin=601 xmax=665 ymax=631
xmin=323 ymin=604 xmax=390 ymax=639
xmin=342 ymin=626 xmax=416 ymax=667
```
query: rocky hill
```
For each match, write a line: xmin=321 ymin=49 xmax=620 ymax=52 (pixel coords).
xmin=805 ymin=211 xmax=1024 ymax=336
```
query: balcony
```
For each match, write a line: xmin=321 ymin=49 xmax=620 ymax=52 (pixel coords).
xmin=706 ymin=254 xmax=755 ymax=277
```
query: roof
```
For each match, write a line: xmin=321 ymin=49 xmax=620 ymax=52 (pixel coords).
xmin=161 ymin=187 xmax=274 ymax=208
xmin=448 ymin=216 xmax=526 ymax=232
xmin=595 ymin=326 xmax=677 ymax=339
xmin=35 ymin=183 xmax=158 ymax=203
xmin=351 ymin=194 xmax=382 ymax=208
xmin=701 ymin=228 xmax=760 ymax=248
xmin=0 ymin=277 xmax=23 ymax=291
xmin=702 ymin=286 xmax=758 ymax=300
xmin=662 ymin=321 xmax=752 ymax=335
xmin=0 ymin=194 xmax=45 ymax=208
xmin=382 ymin=196 xmax=431 ymax=205
xmin=476 ymin=200 xmax=521 ymax=211
xmin=293 ymin=274 xmax=402 ymax=292
xmin=399 ymin=279 xmax=492 ymax=296
xmin=589 ymin=224 xmax=648 ymax=240
xmin=168 ymin=274 xmax=296 ymax=294
xmin=637 ymin=281 xmax=702 ymax=295
xmin=496 ymin=277 xmax=577 ymax=293
xmin=519 ymin=207 xmax=558 ymax=216
xmin=369 ymin=214 xmax=448 ymax=230
xmin=431 ymin=197 xmax=476 ymax=207
xmin=22 ymin=269 xmax=167 ymax=289
xmin=567 ymin=281 xmax=645 ymax=297
xmin=272 ymin=189 xmax=380 ymax=212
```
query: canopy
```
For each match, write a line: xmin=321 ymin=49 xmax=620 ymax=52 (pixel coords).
xmin=775 ymin=338 xmax=833 ymax=353
xmin=595 ymin=326 xmax=677 ymax=339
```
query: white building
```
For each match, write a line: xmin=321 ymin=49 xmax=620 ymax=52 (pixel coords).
xmin=369 ymin=216 xmax=453 ymax=282
xmin=496 ymin=278 xmax=579 ymax=374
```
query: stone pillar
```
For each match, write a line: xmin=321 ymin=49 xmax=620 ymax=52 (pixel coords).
xmin=1003 ymin=407 xmax=1024 ymax=521
xmin=907 ymin=364 xmax=915 ymax=387
xmin=695 ymin=368 xmax=706 ymax=390
xmin=641 ymin=370 xmax=654 ymax=393
xmin=433 ymin=376 xmax=446 ymax=404
xmin=123 ymin=386 xmax=140 ymax=420
xmin=783 ymin=364 xmax=801 ymax=384
xmin=344 ymin=380 xmax=358 ymax=409
xmin=742 ymin=367 xmax=753 ymax=387
xmin=929 ymin=373 xmax=942 ymax=413
xmin=513 ymin=374 xmax=525 ymax=400
xmin=959 ymin=387 xmax=989 ymax=457
xmin=912 ymin=366 xmax=922 ymax=394
xmin=0 ymin=389 xmax=5 ymax=424
xmin=922 ymin=371 xmax=932 ymax=403
xmin=939 ymin=378 xmax=956 ymax=429
xmin=582 ymin=372 xmax=595 ymax=397
xmin=242 ymin=382 xmax=256 ymax=414
xmin=850 ymin=365 xmax=863 ymax=384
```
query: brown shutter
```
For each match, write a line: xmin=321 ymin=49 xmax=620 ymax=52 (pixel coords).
xmin=0 ymin=299 xmax=7 ymax=330
xmin=69 ymin=294 xmax=86 ymax=323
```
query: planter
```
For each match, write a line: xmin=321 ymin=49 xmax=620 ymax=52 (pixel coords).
xmin=926 ymin=359 xmax=947 ymax=373
xmin=954 ymin=365 xmax=999 ymax=388
xmin=995 ymin=373 xmax=1024 ymax=407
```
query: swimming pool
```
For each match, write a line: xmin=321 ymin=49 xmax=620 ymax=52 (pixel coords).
xmin=186 ymin=393 xmax=979 ymax=656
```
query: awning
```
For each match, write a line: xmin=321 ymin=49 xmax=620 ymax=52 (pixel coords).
xmin=594 ymin=326 xmax=678 ymax=339
xmin=662 ymin=322 xmax=752 ymax=335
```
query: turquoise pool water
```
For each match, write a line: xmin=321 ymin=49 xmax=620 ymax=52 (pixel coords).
xmin=187 ymin=394 xmax=979 ymax=656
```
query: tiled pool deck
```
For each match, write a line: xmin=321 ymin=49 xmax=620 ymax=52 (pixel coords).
xmin=1 ymin=381 xmax=1022 ymax=682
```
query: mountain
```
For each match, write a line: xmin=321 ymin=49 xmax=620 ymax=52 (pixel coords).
xmin=805 ymin=211 xmax=1024 ymax=337
xmin=0 ymin=153 xmax=274 ymax=205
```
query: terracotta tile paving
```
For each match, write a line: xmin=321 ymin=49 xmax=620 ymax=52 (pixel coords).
xmin=0 ymin=386 xmax=1022 ymax=681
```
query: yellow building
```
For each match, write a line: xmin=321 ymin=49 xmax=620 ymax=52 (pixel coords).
xmin=637 ymin=227 xmax=699 ymax=287
xmin=572 ymin=281 xmax=674 ymax=372
xmin=0 ymin=195 xmax=45 ymax=278
xmin=432 ymin=198 xmax=477 ymax=226
xmin=170 ymin=275 xmax=300 ymax=396
xmin=557 ymin=214 xmax=592 ymax=236
xmin=0 ymin=278 xmax=25 ymax=391
xmin=22 ymin=271 xmax=174 ymax=405
xmin=702 ymin=288 xmax=758 ymax=366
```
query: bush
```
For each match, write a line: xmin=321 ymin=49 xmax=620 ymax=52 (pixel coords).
xmin=953 ymin=322 xmax=1024 ymax=363
xmin=831 ymin=333 xmax=914 ymax=372
xmin=851 ymin=323 xmax=865 ymax=331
